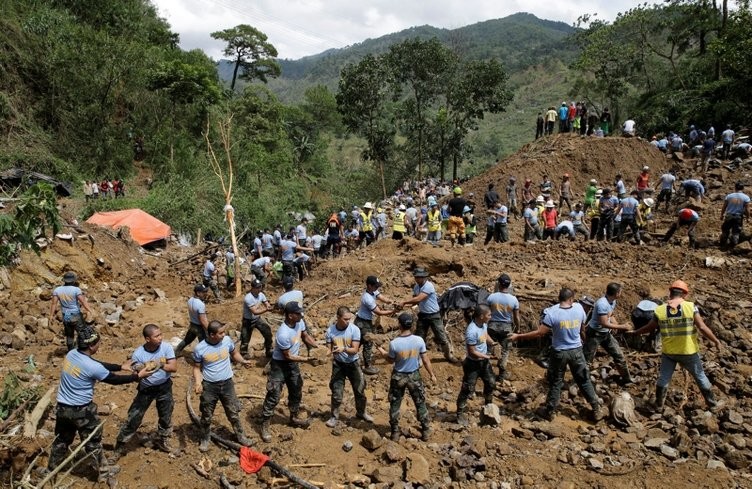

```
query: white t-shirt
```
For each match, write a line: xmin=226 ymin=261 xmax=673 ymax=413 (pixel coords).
xmin=623 ymin=120 xmax=635 ymax=133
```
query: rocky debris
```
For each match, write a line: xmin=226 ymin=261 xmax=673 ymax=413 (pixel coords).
xmin=511 ymin=427 xmax=534 ymax=439
xmin=361 ymin=429 xmax=384 ymax=451
xmin=152 ymin=287 xmax=166 ymax=300
xmin=660 ymin=445 xmax=679 ymax=460
xmin=342 ymin=440 xmax=353 ymax=452
xmin=480 ymin=403 xmax=502 ymax=426
xmin=440 ymin=436 xmax=488 ymax=482
xmin=383 ymin=442 xmax=404 ymax=462
xmin=370 ymin=465 xmax=402 ymax=483
xmin=404 ymin=453 xmax=430 ymax=484
xmin=610 ymin=391 xmax=637 ymax=427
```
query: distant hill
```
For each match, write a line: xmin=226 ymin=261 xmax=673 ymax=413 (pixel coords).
xmin=217 ymin=12 xmax=581 ymax=172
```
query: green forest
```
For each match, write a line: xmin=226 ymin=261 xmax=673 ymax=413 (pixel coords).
xmin=0 ymin=0 xmax=750 ymax=244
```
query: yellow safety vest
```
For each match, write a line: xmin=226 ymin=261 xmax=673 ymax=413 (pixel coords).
xmin=361 ymin=211 xmax=373 ymax=231
xmin=393 ymin=211 xmax=406 ymax=233
xmin=654 ymin=301 xmax=699 ymax=355
xmin=427 ymin=210 xmax=441 ymax=232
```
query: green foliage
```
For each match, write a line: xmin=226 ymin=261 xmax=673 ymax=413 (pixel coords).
xmin=0 ymin=183 xmax=60 ymax=266
xmin=0 ymin=372 xmax=41 ymax=420
xmin=211 ymin=24 xmax=281 ymax=90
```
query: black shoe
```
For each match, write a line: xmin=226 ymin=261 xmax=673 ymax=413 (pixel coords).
xmin=535 ymin=406 xmax=554 ymax=421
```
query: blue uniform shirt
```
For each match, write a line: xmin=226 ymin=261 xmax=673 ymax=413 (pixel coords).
xmin=389 ymin=335 xmax=426 ymax=373
xmin=619 ymin=197 xmax=639 ymax=217
xmin=356 ymin=290 xmax=380 ymax=321
xmin=497 ymin=205 xmax=508 ymax=225
xmin=523 ymin=207 xmax=538 ymax=225
xmin=465 ymin=321 xmax=489 ymax=357
xmin=132 ymin=342 xmax=174 ymax=388
xmin=193 ymin=336 xmax=235 ymax=382
xmin=569 ymin=210 xmax=584 ymax=225
xmin=542 ymin=303 xmax=587 ymax=351
xmin=57 ymin=349 xmax=111 ymax=406
xmin=487 ymin=292 xmax=519 ymax=323
xmin=724 ymin=192 xmax=750 ymax=216
xmin=413 ymin=281 xmax=440 ymax=314
xmin=272 ymin=320 xmax=306 ymax=360
xmin=203 ymin=260 xmax=215 ymax=280
xmin=243 ymin=292 xmax=267 ymax=320
xmin=325 ymin=322 xmax=361 ymax=363
xmin=589 ymin=296 xmax=616 ymax=333
xmin=53 ymin=285 xmax=84 ymax=319
xmin=188 ymin=296 xmax=206 ymax=325
xmin=280 ymin=239 xmax=297 ymax=261
xmin=615 ymin=180 xmax=626 ymax=196
xmin=682 ymin=179 xmax=705 ymax=196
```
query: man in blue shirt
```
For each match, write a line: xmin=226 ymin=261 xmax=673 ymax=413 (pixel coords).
xmin=324 ymin=306 xmax=373 ymax=428
xmin=50 ymin=271 xmax=93 ymax=351
xmin=378 ymin=312 xmax=437 ymax=442
xmin=509 ymin=288 xmax=605 ymax=422
xmin=523 ymin=199 xmax=541 ymax=241
xmin=202 ymin=254 xmax=221 ymax=301
xmin=355 ymin=275 xmax=396 ymax=375
xmin=49 ymin=326 xmax=152 ymax=481
xmin=114 ymin=324 xmax=177 ymax=457
xmin=720 ymin=182 xmax=751 ymax=247
xmin=192 ymin=320 xmax=252 ymax=452
xmin=240 ymin=279 xmax=273 ymax=359
xmin=681 ymin=178 xmax=705 ymax=202
xmin=456 ymin=305 xmax=496 ymax=426
xmin=175 ymin=284 xmax=210 ymax=357
xmin=486 ymin=274 xmax=520 ymax=380
xmin=663 ymin=208 xmax=700 ymax=248
xmin=582 ymin=283 xmax=634 ymax=385
xmin=400 ymin=268 xmax=457 ymax=363
xmin=597 ymin=188 xmax=619 ymax=241
xmin=617 ymin=190 xmax=642 ymax=244
xmin=260 ymin=302 xmax=320 ymax=442
xmin=276 ymin=276 xmax=304 ymax=310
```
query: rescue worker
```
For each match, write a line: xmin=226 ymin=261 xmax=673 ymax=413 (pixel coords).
xmin=378 ymin=312 xmax=437 ymax=442
xmin=447 ymin=187 xmax=467 ymax=246
xmin=509 ymin=288 xmax=606 ymax=422
xmin=487 ymin=274 xmax=520 ymax=380
xmin=324 ymin=306 xmax=373 ymax=428
xmin=202 ymin=253 xmax=221 ymax=300
xmin=355 ymin=276 xmax=396 ymax=375
xmin=719 ymin=181 xmax=750 ymax=247
xmin=400 ymin=268 xmax=458 ymax=363
xmin=174 ymin=284 xmax=210 ymax=357
xmin=584 ymin=179 xmax=598 ymax=213
xmin=663 ymin=208 xmax=700 ymax=248
xmin=629 ymin=280 xmax=724 ymax=412
xmin=582 ymin=283 xmax=634 ymax=385
xmin=50 ymin=271 xmax=93 ymax=351
xmin=360 ymin=202 xmax=376 ymax=245
xmin=426 ymin=202 xmax=442 ymax=245
xmin=260 ymin=302 xmax=319 ymax=442
xmin=325 ymin=211 xmax=344 ymax=257
xmin=456 ymin=305 xmax=496 ymax=426
xmin=240 ymin=279 xmax=273 ymax=359
xmin=392 ymin=204 xmax=408 ymax=240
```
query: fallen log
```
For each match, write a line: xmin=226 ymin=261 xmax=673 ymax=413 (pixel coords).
xmin=219 ymin=473 xmax=236 ymax=489
xmin=23 ymin=386 xmax=55 ymax=438
xmin=186 ymin=383 xmax=319 ymax=489
xmin=0 ymin=398 xmax=31 ymax=432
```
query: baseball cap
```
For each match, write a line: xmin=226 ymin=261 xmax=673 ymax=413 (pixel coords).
xmin=282 ymin=276 xmax=294 ymax=286
xmin=365 ymin=275 xmax=381 ymax=287
xmin=251 ymin=279 xmax=263 ymax=288
xmin=63 ymin=271 xmax=76 ymax=284
xmin=77 ymin=326 xmax=100 ymax=349
xmin=194 ymin=284 xmax=208 ymax=293
xmin=284 ymin=301 xmax=304 ymax=314
xmin=397 ymin=312 xmax=414 ymax=327
xmin=498 ymin=273 xmax=511 ymax=286
xmin=412 ymin=267 xmax=429 ymax=278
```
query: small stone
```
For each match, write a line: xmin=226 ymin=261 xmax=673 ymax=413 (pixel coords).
xmin=474 ymin=472 xmax=486 ymax=482
xmin=727 ymin=434 xmax=746 ymax=449
xmin=361 ymin=429 xmax=384 ymax=451
xmin=589 ymin=458 xmax=604 ymax=470
xmin=723 ymin=450 xmax=750 ymax=470
xmin=645 ymin=438 xmax=669 ymax=449
xmin=589 ymin=442 xmax=606 ymax=453
xmin=404 ymin=453 xmax=430 ymax=484
xmin=511 ymin=427 xmax=534 ymax=439
xmin=342 ymin=440 xmax=353 ymax=452
xmin=153 ymin=288 xmax=166 ymax=300
xmin=480 ymin=404 xmax=502 ymax=426
xmin=384 ymin=442 xmax=404 ymax=462
xmin=534 ymin=422 xmax=565 ymax=438
xmin=371 ymin=465 xmax=403 ymax=483
xmin=347 ymin=473 xmax=370 ymax=487
xmin=727 ymin=411 xmax=744 ymax=425
xmin=706 ymin=460 xmax=727 ymax=470
xmin=660 ymin=445 xmax=679 ymax=460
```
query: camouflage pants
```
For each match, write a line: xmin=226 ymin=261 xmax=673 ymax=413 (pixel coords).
xmin=199 ymin=378 xmax=242 ymax=439
xmin=546 ymin=347 xmax=599 ymax=413
xmin=117 ymin=379 xmax=174 ymax=444
xmin=48 ymin=403 xmax=103 ymax=475
xmin=415 ymin=313 xmax=449 ymax=348
xmin=175 ymin=322 xmax=206 ymax=355
xmin=582 ymin=329 xmax=629 ymax=373
xmin=62 ymin=313 xmax=86 ymax=351
xmin=487 ymin=321 xmax=513 ymax=374
xmin=329 ymin=361 xmax=367 ymax=414
xmin=240 ymin=318 xmax=273 ymax=355
xmin=353 ymin=317 xmax=375 ymax=367
xmin=262 ymin=360 xmax=303 ymax=418
xmin=202 ymin=277 xmax=221 ymax=299
xmin=388 ymin=370 xmax=429 ymax=430
xmin=456 ymin=358 xmax=496 ymax=412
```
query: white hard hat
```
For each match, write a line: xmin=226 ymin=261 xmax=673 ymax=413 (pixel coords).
xmin=363 ymin=202 xmax=373 ymax=209
xmin=643 ymin=198 xmax=655 ymax=207
xmin=595 ymin=189 xmax=603 ymax=196
xmin=536 ymin=195 xmax=545 ymax=203
xmin=398 ymin=204 xmax=406 ymax=211
xmin=590 ymin=179 xmax=597 ymax=184
xmin=642 ymin=166 xmax=650 ymax=171
xmin=545 ymin=201 xmax=555 ymax=208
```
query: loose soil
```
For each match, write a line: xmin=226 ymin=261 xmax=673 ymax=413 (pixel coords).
xmin=1 ymin=135 xmax=751 ymax=488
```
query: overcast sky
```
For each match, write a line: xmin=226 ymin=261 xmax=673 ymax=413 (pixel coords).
xmin=151 ymin=0 xmax=641 ymax=60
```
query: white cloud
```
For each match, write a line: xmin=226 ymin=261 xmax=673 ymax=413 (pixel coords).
xmin=151 ymin=0 xmax=641 ymax=60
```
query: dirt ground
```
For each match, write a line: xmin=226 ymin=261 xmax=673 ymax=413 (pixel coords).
xmin=1 ymin=135 xmax=752 ymax=488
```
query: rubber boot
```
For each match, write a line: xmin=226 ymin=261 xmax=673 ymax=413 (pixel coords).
xmin=617 ymin=365 xmax=634 ymax=385
xmin=591 ymin=404 xmax=607 ymax=422
xmin=260 ymin=418 xmax=272 ymax=443
xmin=154 ymin=436 xmax=173 ymax=454
xmin=233 ymin=421 xmax=253 ymax=446
xmin=356 ymin=410 xmax=374 ymax=423
xmin=110 ymin=441 xmax=126 ymax=462
xmin=456 ymin=409 xmax=469 ymax=426
xmin=325 ymin=408 xmax=339 ymax=428
xmin=390 ymin=425 xmax=400 ymax=442
xmin=654 ymin=386 xmax=667 ymax=410
xmin=289 ymin=412 xmax=311 ymax=428
xmin=174 ymin=341 xmax=186 ymax=357
xmin=701 ymin=388 xmax=724 ymax=412
xmin=198 ymin=436 xmax=210 ymax=453
xmin=441 ymin=344 xmax=458 ymax=364
xmin=421 ymin=424 xmax=432 ymax=442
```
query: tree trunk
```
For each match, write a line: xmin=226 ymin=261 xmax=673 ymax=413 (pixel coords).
xmin=379 ymin=160 xmax=387 ymax=200
xmin=225 ymin=205 xmax=242 ymax=298
xmin=452 ymin=153 xmax=459 ymax=182
xmin=231 ymin=56 xmax=241 ymax=92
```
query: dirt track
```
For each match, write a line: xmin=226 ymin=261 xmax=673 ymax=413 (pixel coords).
xmin=1 ymin=135 xmax=752 ymax=488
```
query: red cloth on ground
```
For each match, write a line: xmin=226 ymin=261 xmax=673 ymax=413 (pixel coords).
xmin=239 ymin=446 xmax=270 ymax=474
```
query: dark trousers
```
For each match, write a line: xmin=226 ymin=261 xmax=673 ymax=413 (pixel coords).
xmin=262 ymin=359 xmax=303 ymax=418
xmin=545 ymin=347 xmax=599 ymax=413
xmin=176 ymin=322 xmax=205 ymax=354
xmin=720 ymin=215 xmax=743 ymax=246
xmin=494 ymin=223 xmax=508 ymax=242
xmin=49 ymin=403 xmax=103 ymax=474
xmin=619 ymin=216 xmax=640 ymax=243
xmin=388 ymin=370 xmax=429 ymax=430
xmin=597 ymin=216 xmax=614 ymax=241
xmin=199 ymin=378 xmax=243 ymax=439
xmin=546 ymin=121 xmax=555 ymax=135
xmin=415 ymin=312 xmax=449 ymax=348
xmin=329 ymin=361 xmax=367 ymax=414
xmin=583 ymin=328 xmax=629 ymax=373
xmin=354 ymin=317 xmax=375 ymax=367
xmin=456 ymin=358 xmax=495 ymax=411
xmin=488 ymin=321 xmax=512 ymax=374
xmin=62 ymin=313 xmax=86 ymax=351
xmin=240 ymin=317 xmax=272 ymax=355
xmin=117 ymin=380 xmax=174 ymax=443
xmin=589 ymin=217 xmax=600 ymax=240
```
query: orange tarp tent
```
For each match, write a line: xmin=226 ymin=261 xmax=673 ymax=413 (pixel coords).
xmin=86 ymin=209 xmax=171 ymax=246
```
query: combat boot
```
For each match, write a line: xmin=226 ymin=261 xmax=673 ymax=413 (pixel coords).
xmin=591 ymin=404 xmax=607 ymax=422
xmin=198 ymin=436 xmax=210 ymax=453
xmin=441 ymin=344 xmax=459 ymax=364
xmin=363 ymin=365 xmax=380 ymax=375
xmin=154 ymin=436 xmax=174 ymax=454
xmin=174 ymin=341 xmax=186 ymax=357
xmin=110 ymin=442 xmax=126 ymax=462
xmin=421 ymin=424 xmax=432 ymax=442
xmin=390 ymin=426 xmax=400 ymax=442
xmin=325 ymin=408 xmax=340 ymax=428
xmin=289 ymin=412 xmax=311 ymax=429
xmin=356 ymin=410 xmax=374 ymax=423
xmin=260 ymin=418 xmax=272 ymax=442
xmin=232 ymin=422 xmax=253 ymax=446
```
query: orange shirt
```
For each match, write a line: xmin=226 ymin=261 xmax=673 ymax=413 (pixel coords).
xmin=637 ymin=173 xmax=649 ymax=190
xmin=543 ymin=209 xmax=558 ymax=229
